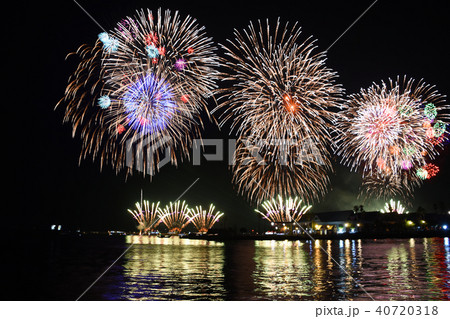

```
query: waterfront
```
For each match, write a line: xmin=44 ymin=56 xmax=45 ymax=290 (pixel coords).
xmin=9 ymin=235 xmax=450 ymax=301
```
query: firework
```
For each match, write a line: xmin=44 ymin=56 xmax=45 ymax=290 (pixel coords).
xmin=56 ymin=8 xmax=219 ymax=176
xmin=188 ymin=204 xmax=223 ymax=233
xmin=232 ymin=137 xmax=331 ymax=204
xmin=127 ymin=200 xmax=162 ymax=234
xmin=380 ymin=199 xmax=408 ymax=214
xmin=416 ymin=163 xmax=439 ymax=180
xmin=159 ymin=200 xmax=192 ymax=234
xmin=336 ymin=76 xmax=449 ymax=198
xmin=359 ymin=169 xmax=422 ymax=200
xmin=213 ymin=19 xmax=343 ymax=203
xmin=255 ymin=195 xmax=312 ymax=224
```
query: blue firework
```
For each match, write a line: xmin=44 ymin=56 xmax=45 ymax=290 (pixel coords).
xmin=97 ymin=95 xmax=111 ymax=109
xmin=122 ymin=74 xmax=177 ymax=134
xmin=145 ymin=44 xmax=159 ymax=58
xmin=98 ymin=32 xmax=119 ymax=52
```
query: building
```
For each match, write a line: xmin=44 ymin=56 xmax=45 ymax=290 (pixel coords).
xmin=299 ymin=210 xmax=358 ymax=235
xmin=264 ymin=210 xmax=450 ymax=237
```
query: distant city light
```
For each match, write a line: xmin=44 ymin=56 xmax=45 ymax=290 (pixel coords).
xmin=443 ymin=225 xmax=448 ymax=230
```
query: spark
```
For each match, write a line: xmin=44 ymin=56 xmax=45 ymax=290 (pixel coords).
xmin=159 ymin=200 xmax=192 ymax=234
xmin=336 ymin=76 xmax=449 ymax=199
xmin=213 ymin=19 xmax=343 ymax=203
xmin=127 ymin=200 xmax=162 ymax=234
xmin=255 ymin=195 xmax=312 ymax=224
xmin=188 ymin=204 xmax=223 ymax=234
xmin=380 ymin=199 xmax=408 ymax=214
xmin=56 ymin=8 xmax=219 ymax=177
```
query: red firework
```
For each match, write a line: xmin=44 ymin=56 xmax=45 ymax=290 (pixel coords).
xmin=423 ymin=163 xmax=439 ymax=179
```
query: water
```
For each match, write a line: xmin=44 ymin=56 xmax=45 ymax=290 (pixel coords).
xmin=9 ymin=235 xmax=450 ymax=300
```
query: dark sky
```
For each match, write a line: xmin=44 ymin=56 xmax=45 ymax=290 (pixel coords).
xmin=8 ymin=0 xmax=450 ymax=232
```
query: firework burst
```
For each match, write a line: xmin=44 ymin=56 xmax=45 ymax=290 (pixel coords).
xmin=213 ymin=19 xmax=343 ymax=203
xmin=336 ymin=76 xmax=449 ymax=199
xmin=127 ymin=200 xmax=162 ymax=234
xmin=255 ymin=195 xmax=311 ymax=224
xmin=159 ymin=200 xmax=192 ymax=234
xmin=188 ymin=204 xmax=223 ymax=233
xmin=416 ymin=163 xmax=440 ymax=180
xmin=359 ymin=168 xmax=422 ymax=200
xmin=57 ymin=8 xmax=219 ymax=176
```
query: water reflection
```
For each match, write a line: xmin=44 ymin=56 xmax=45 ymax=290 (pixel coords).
xmin=253 ymin=240 xmax=311 ymax=300
xmin=223 ymin=240 xmax=257 ymax=300
xmin=125 ymin=235 xmax=224 ymax=247
xmin=386 ymin=242 xmax=412 ymax=298
xmin=120 ymin=236 xmax=225 ymax=300
xmin=95 ymin=236 xmax=450 ymax=300
xmin=423 ymin=237 xmax=450 ymax=299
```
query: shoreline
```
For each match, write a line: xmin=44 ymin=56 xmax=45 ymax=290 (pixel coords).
xmin=180 ymin=230 xmax=450 ymax=241
xmin=45 ymin=229 xmax=450 ymax=242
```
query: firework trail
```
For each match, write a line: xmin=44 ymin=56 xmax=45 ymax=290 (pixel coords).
xmin=127 ymin=200 xmax=162 ymax=234
xmin=233 ymin=137 xmax=331 ymax=204
xmin=188 ymin=204 xmax=223 ymax=233
xmin=255 ymin=195 xmax=311 ymax=224
xmin=359 ymin=168 xmax=421 ymax=200
xmin=380 ymin=199 xmax=408 ymax=214
xmin=336 ymin=76 xmax=449 ymax=199
xmin=57 ymin=8 xmax=219 ymax=176
xmin=159 ymin=200 xmax=192 ymax=233
xmin=213 ymin=19 xmax=344 ymax=203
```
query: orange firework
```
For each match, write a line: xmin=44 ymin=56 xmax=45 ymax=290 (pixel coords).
xmin=159 ymin=200 xmax=192 ymax=234
xmin=127 ymin=200 xmax=162 ymax=234
xmin=213 ymin=19 xmax=343 ymax=203
xmin=255 ymin=196 xmax=312 ymax=224
xmin=188 ymin=204 xmax=223 ymax=234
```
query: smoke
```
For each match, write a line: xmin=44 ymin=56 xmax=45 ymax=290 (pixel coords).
xmin=314 ymin=164 xmax=383 ymax=212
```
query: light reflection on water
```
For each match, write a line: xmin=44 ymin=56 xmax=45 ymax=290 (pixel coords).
xmin=94 ymin=236 xmax=450 ymax=300
xmin=121 ymin=236 xmax=225 ymax=300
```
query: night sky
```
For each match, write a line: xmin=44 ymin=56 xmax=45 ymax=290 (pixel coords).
xmin=8 ymin=0 xmax=450 ymax=233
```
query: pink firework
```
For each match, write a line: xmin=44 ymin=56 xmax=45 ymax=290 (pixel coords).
xmin=337 ymin=76 xmax=449 ymax=199
xmin=401 ymin=160 xmax=413 ymax=170
xmin=174 ymin=58 xmax=187 ymax=71
xmin=337 ymin=77 xmax=448 ymax=176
